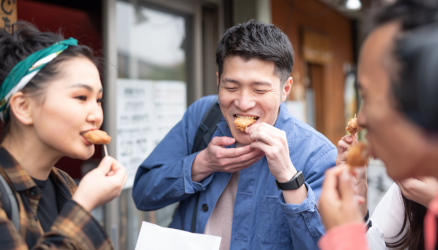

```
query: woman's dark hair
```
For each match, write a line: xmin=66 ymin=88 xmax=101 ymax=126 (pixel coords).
xmin=215 ymin=20 xmax=294 ymax=84
xmin=386 ymin=195 xmax=427 ymax=249
xmin=0 ymin=22 xmax=97 ymax=142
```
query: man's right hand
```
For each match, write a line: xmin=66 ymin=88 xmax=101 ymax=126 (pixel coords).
xmin=191 ymin=136 xmax=265 ymax=182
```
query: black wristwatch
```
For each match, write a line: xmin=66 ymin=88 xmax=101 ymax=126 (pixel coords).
xmin=275 ymin=171 xmax=305 ymax=190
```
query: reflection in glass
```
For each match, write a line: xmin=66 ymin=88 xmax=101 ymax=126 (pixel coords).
xmin=117 ymin=1 xmax=187 ymax=81
xmin=116 ymin=2 xmax=189 ymax=250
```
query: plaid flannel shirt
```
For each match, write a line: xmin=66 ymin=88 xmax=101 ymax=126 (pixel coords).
xmin=0 ymin=147 xmax=113 ymax=250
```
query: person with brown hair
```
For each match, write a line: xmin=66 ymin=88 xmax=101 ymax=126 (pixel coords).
xmin=0 ymin=22 xmax=127 ymax=249
xmin=318 ymin=0 xmax=438 ymax=249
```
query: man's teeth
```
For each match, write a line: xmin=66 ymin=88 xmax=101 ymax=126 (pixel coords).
xmin=236 ymin=115 xmax=257 ymax=120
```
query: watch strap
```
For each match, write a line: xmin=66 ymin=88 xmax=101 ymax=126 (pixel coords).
xmin=275 ymin=171 xmax=305 ymax=190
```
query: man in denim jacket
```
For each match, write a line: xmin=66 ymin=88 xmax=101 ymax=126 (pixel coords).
xmin=133 ymin=20 xmax=337 ymax=250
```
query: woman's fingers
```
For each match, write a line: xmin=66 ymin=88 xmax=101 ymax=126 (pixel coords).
xmin=97 ymin=157 xmax=112 ymax=174
xmin=339 ymin=170 xmax=356 ymax=203
xmin=341 ymin=135 xmax=353 ymax=144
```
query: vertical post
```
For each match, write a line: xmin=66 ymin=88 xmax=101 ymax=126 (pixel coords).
xmin=102 ymin=0 xmax=119 ymax=249
xmin=256 ymin=0 xmax=272 ymax=24
xmin=193 ymin=3 xmax=203 ymax=103
xmin=0 ymin=0 xmax=17 ymax=33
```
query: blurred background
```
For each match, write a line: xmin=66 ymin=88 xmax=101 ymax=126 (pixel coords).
xmin=1 ymin=0 xmax=394 ymax=249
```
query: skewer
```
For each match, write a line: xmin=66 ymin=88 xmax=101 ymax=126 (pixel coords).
xmin=104 ymin=144 xmax=108 ymax=157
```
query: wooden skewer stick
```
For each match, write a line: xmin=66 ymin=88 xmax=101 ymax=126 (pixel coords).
xmin=103 ymin=144 xmax=113 ymax=176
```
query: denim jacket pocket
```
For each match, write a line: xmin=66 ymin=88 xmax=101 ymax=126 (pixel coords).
xmin=257 ymin=195 xmax=292 ymax=245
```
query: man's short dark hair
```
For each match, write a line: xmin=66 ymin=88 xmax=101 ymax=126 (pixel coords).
xmin=373 ymin=0 xmax=438 ymax=32
xmin=371 ymin=0 xmax=438 ymax=134
xmin=216 ymin=20 xmax=294 ymax=84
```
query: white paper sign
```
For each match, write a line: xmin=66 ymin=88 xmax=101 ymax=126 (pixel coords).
xmin=151 ymin=82 xmax=187 ymax=147
xmin=116 ymin=79 xmax=186 ymax=189
xmin=135 ymin=221 xmax=221 ymax=250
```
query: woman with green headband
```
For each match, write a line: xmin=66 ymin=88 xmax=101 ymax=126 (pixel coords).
xmin=0 ymin=23 xmax=127 ymax=249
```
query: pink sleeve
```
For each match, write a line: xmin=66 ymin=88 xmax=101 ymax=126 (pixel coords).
xmin=318 ymin=223 xmax=369 ymax=250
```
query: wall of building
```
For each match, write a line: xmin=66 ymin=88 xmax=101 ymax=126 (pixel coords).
xmin=272 ymin=0 xmax=354 ymax=144
xmin=233 ymin=0 xmax=272 ymax=24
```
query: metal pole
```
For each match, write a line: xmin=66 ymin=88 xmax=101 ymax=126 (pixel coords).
xmin=102 ymin=0 xmax=119 ymax=249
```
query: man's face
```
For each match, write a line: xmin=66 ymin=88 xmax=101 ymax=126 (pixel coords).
xmin=357 ymin=22 xmax=434 ymax=180
xmin=217 ymin=56 xmax=291 ymax=145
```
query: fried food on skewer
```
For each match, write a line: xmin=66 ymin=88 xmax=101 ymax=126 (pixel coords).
xmin=82 ymin=130 xmax=111 ymax=145
xmin=346 ymin=115 xmax=363 ymax=135
xmin=234 ymin=116 xmax=257 ymax=132
xmin=346 ymin=143 xmax=369 ymax=169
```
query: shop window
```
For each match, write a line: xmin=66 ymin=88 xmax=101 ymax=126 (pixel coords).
xmin=306 ymin=63 xmax=325 ymax=134
xmin=116 ymin=1 xmax=193 ymax=249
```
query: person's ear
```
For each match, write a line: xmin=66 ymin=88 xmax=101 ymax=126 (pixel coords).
xmin=9 ymin=92 xmax=34 ymax=125
xmin=282 ymin=77 xmax=293 ymax=102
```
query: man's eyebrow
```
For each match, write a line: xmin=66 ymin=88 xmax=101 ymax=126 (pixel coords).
xmin=251 ymin=81 xmax=272 ymax=86
xmin=222 ymin=78 xmax=272 ymax=86
xmin=222 ymin=77 xmax=240 ymax=84
xmin=70 ymin=84 xmax=103 ymax=93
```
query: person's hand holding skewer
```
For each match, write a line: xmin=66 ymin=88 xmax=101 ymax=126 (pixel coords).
xmin=82 ymin=130 xmax=113 ymax=175
xmin=74 ymin=131 xmax=126 ymax=212
xmin=334 ymin=116 xmax=370 ymax=217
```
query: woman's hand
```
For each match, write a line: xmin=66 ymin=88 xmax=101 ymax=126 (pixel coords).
xmin=335 ymin=133 xmax=368 ymax=217
xmin=336 ymin=134 xmax=358 ymax=166
xmin=397 ymin=177 xmax=438 ymax=207
xmin=73 ymin=156 xmax=127 ymax=212
xmin=355 ymin=165 xmax=368 ymax=217
xmin=319 ymin=166 xmax=364 ymax=231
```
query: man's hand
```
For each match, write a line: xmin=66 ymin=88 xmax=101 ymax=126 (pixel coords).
xmin=319 ymin=166 xmax=364 ymax=231
xmin=397 ymin=177 xmax=438 ymax=207
xmin=336 ymin=134 xmax=358 ymax=166
xmin=247 ymin=123 xmax=295 ymax=181
xmin=247 ymin=122 xmax=307 ymax=204
xmin=191 ymin=136 xmax=265 ymax=182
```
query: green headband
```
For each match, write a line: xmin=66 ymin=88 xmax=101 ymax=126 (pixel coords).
xmin=0 ymin=37 xmax=78 ymax=121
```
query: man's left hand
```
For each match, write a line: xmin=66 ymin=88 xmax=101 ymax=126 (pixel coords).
xmin=247 ymin=123 xmax=307 ymax=204
xmin=247 ymin=122 xmax=295 ymax=181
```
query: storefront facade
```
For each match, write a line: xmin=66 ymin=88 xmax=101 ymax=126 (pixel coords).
xmin=7 ymin=0 xmax=358 ymax=249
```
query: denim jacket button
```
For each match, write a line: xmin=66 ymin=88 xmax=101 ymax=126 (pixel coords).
xmin=201 ymin=203 xmax=209 ymax=212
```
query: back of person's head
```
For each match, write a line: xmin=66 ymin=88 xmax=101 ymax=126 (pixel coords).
xmin=0 ymin=22 xmax=95 ymax=141
xmin=215 ymin=20 xmax=294 ymax=84
xmin=373 ymin=0 xmax=438 ymax=133
xmin=371 ymin=1 xmax=438 ymax=249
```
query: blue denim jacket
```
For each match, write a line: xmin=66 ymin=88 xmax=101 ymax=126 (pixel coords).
xmin=133 ymin=95 xmax=337 ymax=250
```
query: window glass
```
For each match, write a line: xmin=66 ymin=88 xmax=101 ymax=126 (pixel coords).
xmin=115 ymin=2 xmax=191 ymax=249
xmin=117 ymin=1 xmax=187 ymax=81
